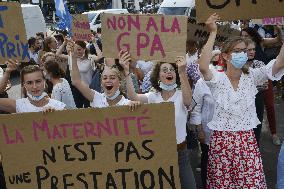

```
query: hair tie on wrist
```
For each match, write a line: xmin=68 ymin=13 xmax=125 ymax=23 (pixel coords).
xmin=125 ymin=72 xmax=131 ymax=77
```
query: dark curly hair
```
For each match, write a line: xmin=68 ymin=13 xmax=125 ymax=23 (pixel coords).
xmin=150 ymin=62 xmax=181 ymax=92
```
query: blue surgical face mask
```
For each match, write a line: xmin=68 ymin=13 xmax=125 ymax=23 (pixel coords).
xmin=159 ymin=82 xmax=177 ymax=91
xmin=26 ymin=91 xmax=48 ymax=101
xmin=105 ymin=89 xmax=120 ymax=100
xmin=231 ymin=52 xmax=248 ymax=69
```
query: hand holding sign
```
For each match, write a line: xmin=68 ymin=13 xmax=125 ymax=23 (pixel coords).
xmin=42 ymin=106 xmax=56 ymax=114
xmin=206 ymin=13 xmax=220 ymax=33
xmin=5 ymin=59 xmax=18 ymax=73
xmin=66 ymin=41 xmax=75 ymax=55
xmin=128 ymin=101 xmax=142 ymax=111
xmin=175 ymin=56 xmax=186 ymax=74
xmin=118 ymin=50 xmax=131 ymax=76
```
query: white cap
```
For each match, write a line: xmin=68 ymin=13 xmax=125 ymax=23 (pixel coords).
xmin=212 ymin=50 xmax=221 ymax=57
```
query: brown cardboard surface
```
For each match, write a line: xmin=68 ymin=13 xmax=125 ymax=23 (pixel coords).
xmin=196 ymin=0 xmax=284 ymax=22
xmin=0 ymin=2 xmax=29 ymax=64
xmin=72 ymin=14 xmax=92 ymax=42
xmin=0 ymin=103 xmax=181 ymax=189
xmin=102 ymin=13 xmax=187 ymax=62
xmin=187 ymin=18 xmax=240 ymax=44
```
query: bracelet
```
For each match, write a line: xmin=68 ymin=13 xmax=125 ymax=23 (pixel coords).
xmin=125 ymin=72 xmax=131 ymax=77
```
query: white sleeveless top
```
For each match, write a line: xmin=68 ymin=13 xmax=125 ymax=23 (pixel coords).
xmin=16 ymin=98 xmax=66 ymax=113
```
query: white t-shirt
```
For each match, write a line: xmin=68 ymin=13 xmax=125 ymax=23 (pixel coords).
xmin=206 ymin=59 xmax=284 ymax=131
xmin=190 ymin=79 xmax=214 ymax=145
xmin=77 ymin=58 xmax=94 ymax=86
xmin=51 ymin=78 xmax=76 ymax=109
xmin=90 ymin=90 xmax=130 ymax=108
xmin=16 ymin=98 xmax=65 ymax=113
xmin=145 ymin=90 xmax=188 ymax=144
xmin=0 ymin=67 xmax=3 ymax=78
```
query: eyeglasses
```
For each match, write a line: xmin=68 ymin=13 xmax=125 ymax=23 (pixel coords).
xmin=160 ymin=67 xmax=175 ymax=73
xmin=231 ymin=48 xmax=248 ymax=53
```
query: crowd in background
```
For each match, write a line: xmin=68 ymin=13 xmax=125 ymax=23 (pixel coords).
xmin=1 ymin=13 xmax=284 ymax=189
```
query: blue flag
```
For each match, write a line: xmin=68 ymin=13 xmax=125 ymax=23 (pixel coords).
xmin=54 ymin=0 xmax=72 ymax=36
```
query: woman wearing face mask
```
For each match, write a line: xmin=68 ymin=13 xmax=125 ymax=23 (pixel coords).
xmin=0 ymin=60 xmax=66 ymax=113
xmin=44 ymin=60 xmax=76 ymax=109
xmin=199 ymin=14 xmax=284 ymax=188
xmin=69 ymin=43 xmax=140 ymax=109
xmin=58 ymin=40 xmax=103 ymax=108
xmin=119 ymin=51 xmax=195 ymax=189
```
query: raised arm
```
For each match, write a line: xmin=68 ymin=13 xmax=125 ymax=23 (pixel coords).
xmin=118 ymin=51 xmax=148 ymax=103
xmin=89 ymin=37 xmax=103 ymax=63
xmin=0 ymin=60 xmax=18 ymax=93
xmin=56 ymin=37 xmax=69 ymax=59
xmin=176 ymin=56 xmax=192 ymax=106
xmin=68 ymin=42 xmax=94 ymax=102
xmin=263 ymin=26 xmax=283 ymax=48
xmin=272 ymin=42 xmax=284 ymax=75
xmin=198 ymin=13 xmax=219 ymax=81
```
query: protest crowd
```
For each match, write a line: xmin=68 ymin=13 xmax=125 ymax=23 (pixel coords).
xmin=1 ymin=1 xmax=284 ymax=189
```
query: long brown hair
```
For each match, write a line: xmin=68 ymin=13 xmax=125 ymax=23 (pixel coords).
xmin=44 ymin=60 xmax=65 ymax=79
xmin=75 ymin=41 xmax=89 ymax=58
xmin=221 ymin=36 xmax=249 ymax=74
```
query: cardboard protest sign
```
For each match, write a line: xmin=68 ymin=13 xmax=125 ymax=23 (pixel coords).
xmin=72 ymin=14 xmax=92 ymax=41
xmin=0 ymin=2 xmax=29 ymax=64
xmin=196 ymin=0 xmax=284 ymax=22
xmin=102 ymin=14 xmax=187 ymax=62
xmin=252 ymin=17 xmax=284 ymax=25
xmin=187 ymin=18 xmax=240 ymax=44
xmin=0 ymin=103 xmax=181 ymax=189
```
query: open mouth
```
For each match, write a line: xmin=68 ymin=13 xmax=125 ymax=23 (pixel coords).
xmin=166 ymin=76 xmax=173 ymax=81
xmin=105 ymin=86 xmax=114 ymax=91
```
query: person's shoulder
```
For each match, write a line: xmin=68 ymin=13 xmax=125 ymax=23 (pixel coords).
xmin=48 ymin=99 xmax=66 ymax=109
xmin=61 ymin=78 xmax=70 ymax=85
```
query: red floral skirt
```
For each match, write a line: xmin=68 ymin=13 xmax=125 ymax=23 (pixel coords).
xmin=206 ymin=130 xmax=267 ymax=189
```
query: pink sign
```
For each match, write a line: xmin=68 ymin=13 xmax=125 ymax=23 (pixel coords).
xmin=262 ymin=17 xmax=284 ymax=25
